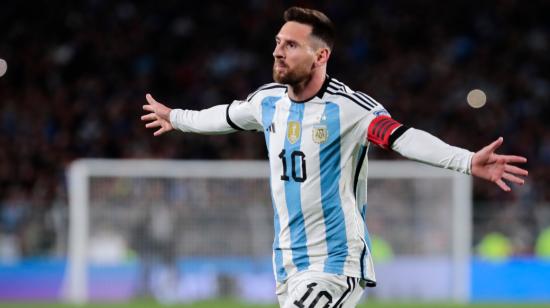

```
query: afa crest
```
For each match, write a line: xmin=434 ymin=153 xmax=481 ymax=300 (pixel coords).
xmin=287 ymin=121 xmax=301 ymax=144
xmin=312 ymin=125 xmax=328 ymax=144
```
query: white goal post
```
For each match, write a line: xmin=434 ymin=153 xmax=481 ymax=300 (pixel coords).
xmin=65 ymin=159 xmax=472 ymax=303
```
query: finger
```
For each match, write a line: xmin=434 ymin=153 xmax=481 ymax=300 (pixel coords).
xmin=496 ymin=179 xmax=511 ymax=192
xmin=502 ymin=172 xmax=525 ymax=185
xmin=143 ymin=105 xmax=154 ymax=112
xmin=146 ymin=93 xmax=158 ymax=105
xmin=504 ymin=164 xmax=528 ymax=176
xmin=145 ymin=120 xmax=161 ymax=128
xmin=154 ymin=127 xmax=165 ymax=136
xmin=502 ymin=155 xmax=527 ymax=164
xmin=485 ymin=137 xmax=503 ymax=153
xmin=141 ymin=113 xmax=157 ymax=121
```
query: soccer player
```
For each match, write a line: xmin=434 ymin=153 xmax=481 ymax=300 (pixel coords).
xmin=141 ymin=7 xmax=528 ymax=308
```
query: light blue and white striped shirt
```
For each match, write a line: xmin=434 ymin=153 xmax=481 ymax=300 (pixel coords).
xmin=226 ymin=76 xmax=387 ymax=285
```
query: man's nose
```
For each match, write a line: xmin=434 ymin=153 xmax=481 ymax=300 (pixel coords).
xmin=273 ymin=45 xmax=283 ymax=59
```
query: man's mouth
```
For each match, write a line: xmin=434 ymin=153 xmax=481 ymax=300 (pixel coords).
xmin=274 ymin=62 xmax=287 ymax=69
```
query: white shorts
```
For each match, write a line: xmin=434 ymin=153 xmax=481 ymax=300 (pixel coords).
xmin=276 ymin=270 xmax=365 ymax=308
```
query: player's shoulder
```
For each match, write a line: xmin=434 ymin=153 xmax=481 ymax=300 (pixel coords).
xmin=325 ymin=77 xmax=384 ymax=113
xmin=246 ymin=82 xmax=287 ymax=103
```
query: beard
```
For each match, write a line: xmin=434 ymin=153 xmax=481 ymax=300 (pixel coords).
xmin=272 ymin=61 xmax=311 ymax=85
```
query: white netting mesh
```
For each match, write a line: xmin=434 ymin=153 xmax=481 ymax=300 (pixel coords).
xmin=66 ymin=159 xmax=471 ymax=303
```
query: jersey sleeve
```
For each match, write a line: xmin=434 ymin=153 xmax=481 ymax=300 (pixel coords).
xmin=227 ymin=83 xmax=286 ymax=132
xmin=360 ymin=98 xmax=472 ymax=174
xmin=355 ymin=99 xmax=407 ymax=150
xmin=169 ymin=100 xmax=262 ymax=133
xmin=170 ymin=105 xmax=237 ymax=134
xmin=391 ymin=128 xmax=473 ymax=174
xmin=367 ymin=115 xmax=404 ymax=149
xmin=170 ymin=83 xmax=283 ymax=134
xmin=226 ymin=99 xmax=263 ymax=131
xmin=346 ymin=90 xmax=472 ymax=174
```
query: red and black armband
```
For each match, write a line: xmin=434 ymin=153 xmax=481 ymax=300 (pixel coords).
xmin=367 ymin=116 xmax=408 ymax=149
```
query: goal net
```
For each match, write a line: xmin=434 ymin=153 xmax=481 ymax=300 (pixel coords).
xmin=64 ymin=159 xmax=471 ymax=304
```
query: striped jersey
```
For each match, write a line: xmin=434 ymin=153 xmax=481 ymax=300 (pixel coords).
xmin=227 ymin=76 xmax=389 ymax=285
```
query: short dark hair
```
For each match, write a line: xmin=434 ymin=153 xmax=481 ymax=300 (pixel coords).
xmin=283 ymin=7 xmax=335 ymax=50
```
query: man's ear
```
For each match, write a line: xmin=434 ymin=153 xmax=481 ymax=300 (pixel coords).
xmin=316 ymin=48 xmax=330 ymax=66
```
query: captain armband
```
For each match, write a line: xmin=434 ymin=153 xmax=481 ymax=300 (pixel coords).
xmin=367 ymin=116 xmax=409 ymax=149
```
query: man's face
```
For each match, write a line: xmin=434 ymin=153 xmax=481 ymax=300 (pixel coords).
xmin=273 ymin=21 xmax=317 ymax=85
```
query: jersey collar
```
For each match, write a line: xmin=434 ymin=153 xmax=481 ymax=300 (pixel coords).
xmin=287 ymin=75 xmax=331 ymax=103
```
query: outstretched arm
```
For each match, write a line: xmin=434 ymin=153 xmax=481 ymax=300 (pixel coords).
xmin=390 ymin=128 xmax=528 ymax=192
xmin=365 ymin=116 xmax=528 ymax=191
xmin=141 ymin=93 xmax=241 ymax=136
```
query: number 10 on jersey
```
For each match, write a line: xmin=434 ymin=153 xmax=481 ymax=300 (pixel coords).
xmin=278 ymin=149 xmax=307 ymax=182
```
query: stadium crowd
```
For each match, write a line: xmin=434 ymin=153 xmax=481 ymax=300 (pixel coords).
xmin=0 ymin=0 xmax=548 ymax=257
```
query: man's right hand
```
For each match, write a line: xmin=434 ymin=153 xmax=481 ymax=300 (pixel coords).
xmin=141 ymin=93 xmax=174 ymax=136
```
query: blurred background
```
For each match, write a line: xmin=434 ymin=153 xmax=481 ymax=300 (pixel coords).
xmin=0 ymin=0 xmax=549 ymax=306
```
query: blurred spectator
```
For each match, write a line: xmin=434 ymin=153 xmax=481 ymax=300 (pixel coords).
xmin=371 ymin=235 xmax=394 ymax=264
xmin=535 ymin=227 xmax=550 ymax=259
xmin=476 ymin=232 xmax=513 ymax=261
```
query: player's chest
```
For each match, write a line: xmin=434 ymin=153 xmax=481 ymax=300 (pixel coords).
xmin=265 ymin=102 xmax=344 ymax=147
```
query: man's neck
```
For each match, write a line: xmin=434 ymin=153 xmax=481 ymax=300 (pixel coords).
xmin=287 ymin=70 xmax=326 ymax=101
